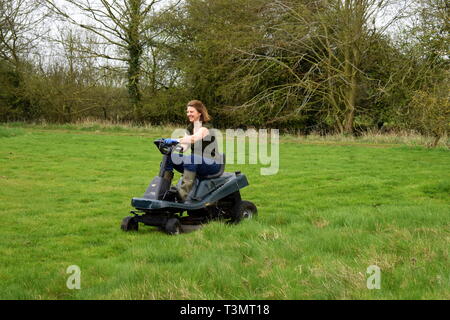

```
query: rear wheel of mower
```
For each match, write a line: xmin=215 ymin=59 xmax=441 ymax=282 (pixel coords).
xmin=165 ymin=218 xmax=182 ymax=235
xmin=121 ymin=216 xmax=139 ymax=232
xmin=230 ymin=200 xmax=258 ymax=224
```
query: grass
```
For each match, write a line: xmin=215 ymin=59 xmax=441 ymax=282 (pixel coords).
xmin=283 ymin=129 xmax=449 ymax=148
xmin=0 ymin=123 xmax=449 ymax=300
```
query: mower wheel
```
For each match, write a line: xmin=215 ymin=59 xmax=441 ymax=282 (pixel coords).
xmin=230 ymin=200 xmax=258 ymax=224
xmin=121 ymin=216 xmax=139 ymax=232
xmin=165 ymin=218 xmax=182 ymax=235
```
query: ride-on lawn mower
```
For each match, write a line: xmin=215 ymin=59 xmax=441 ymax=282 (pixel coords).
xmin=121 ymin=139 xmax=257 ymax=235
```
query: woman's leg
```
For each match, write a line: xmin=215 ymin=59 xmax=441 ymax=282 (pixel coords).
xmin=175 ymin=154 xmax=222 ymax=202
xmin=166 ymin=152 xmax=185 ymax=173
xmin=197 ymin=159 xmax=221 ymax=177
xmin=182 ymin=154 xmax=221 ymax=177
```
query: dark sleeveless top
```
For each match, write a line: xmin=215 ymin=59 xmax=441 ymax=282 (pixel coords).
xmin=186 ymin=122 xmax=218 ymax=159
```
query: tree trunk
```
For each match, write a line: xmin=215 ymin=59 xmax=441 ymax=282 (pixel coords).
xmin=128 ymin=45 xmax=142 ymax=119
xmin=342 ymin=0 xmax=364 ymax=135
xmin=127 ymin=0 xmax=144 ymax=121
xmin=343 ymin=41 xmax=356 ymax=134
xmin=431 ymin=133 xmax=441 ymax=148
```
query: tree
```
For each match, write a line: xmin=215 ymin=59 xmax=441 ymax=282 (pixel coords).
xmin=407 ymin=87 xmax=449 ymax=147
xmin=229 ymin=0 xmax=411 ymax=133
xmin=0 ymin=0 xmax=49 ymax=67
xmin=154 ymin=0 xmax=271 ymax=125
xmin=45 ymin=0 xmax=179 ymax=120
xmin=395 ymin=0 xmax=449 ymax=146
xmin=0 ymin=0 xmax=50 ymax=120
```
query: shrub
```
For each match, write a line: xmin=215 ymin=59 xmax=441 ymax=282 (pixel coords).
xmin=407 ymin=88 xmax=449 ymax=147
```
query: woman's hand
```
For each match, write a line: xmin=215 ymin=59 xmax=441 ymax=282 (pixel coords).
xmin=163 ymin=138 xmax=179 ymax=145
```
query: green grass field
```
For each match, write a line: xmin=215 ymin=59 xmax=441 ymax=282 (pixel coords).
xmin=0 ymin=124 xmax=449 ymax=299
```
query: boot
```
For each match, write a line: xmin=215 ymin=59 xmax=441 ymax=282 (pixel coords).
xmin=177 ymin=170 xmax=196 ymax=202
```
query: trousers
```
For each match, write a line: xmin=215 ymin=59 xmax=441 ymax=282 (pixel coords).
xmin=165 ymin=153 xmax=221 ymax=177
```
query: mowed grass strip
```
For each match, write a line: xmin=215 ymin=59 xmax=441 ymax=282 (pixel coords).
xmin=0 ymin=125 xmax=449 ymax=299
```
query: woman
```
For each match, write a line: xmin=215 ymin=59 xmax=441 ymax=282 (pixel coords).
xmin=164 ymin=100 xmax=221 ymax=202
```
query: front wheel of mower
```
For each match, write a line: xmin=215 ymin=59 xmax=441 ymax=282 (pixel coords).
xmin=165 ymin=218 xmax=182 ymax=235
xmin=121 ymin=216 xmax=139 ymax=232
xmin=230 ymin=200 xmax=258 ymax=224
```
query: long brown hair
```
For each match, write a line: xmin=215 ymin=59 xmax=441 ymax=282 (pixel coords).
xmin=187 ymin=100 xmax=211 ymax=122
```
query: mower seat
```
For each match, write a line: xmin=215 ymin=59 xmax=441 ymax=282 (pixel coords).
xmin=198 ymin=153 xmax=226 ymax=180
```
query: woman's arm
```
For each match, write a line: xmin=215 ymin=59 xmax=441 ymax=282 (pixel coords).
xmin=179 ymin=127 xmax=209 ymax=145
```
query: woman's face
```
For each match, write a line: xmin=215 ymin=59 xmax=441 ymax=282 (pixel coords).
xmin=186 ymin=106 xmax=201 ymax=123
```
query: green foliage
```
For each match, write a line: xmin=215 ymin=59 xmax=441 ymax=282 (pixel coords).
xmin=405 ymin=88 xmax=450 ymax=146
xmin=155 ymin=0 xmax=272 ymax=118
xmin=141 ymin=88 xmax=189 ymax=125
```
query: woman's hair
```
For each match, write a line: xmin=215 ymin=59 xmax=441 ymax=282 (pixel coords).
xmin=187 ymin=100 xmax=211 ymax=122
